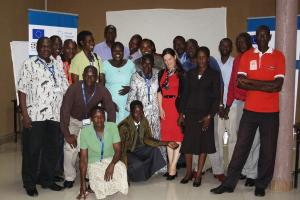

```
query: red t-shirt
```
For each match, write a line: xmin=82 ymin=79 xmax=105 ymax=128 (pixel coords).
xmin=238 ymin=48 xmax=285 ymax=113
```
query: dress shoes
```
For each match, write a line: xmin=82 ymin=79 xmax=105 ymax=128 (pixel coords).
xmin=254 ymin=187 xmax=265 ymax=197
xmin=245 ymin=178 xmax=255 ymax=187
xmin=180 ymin=175 xmax=193 ymax=184
xmin=193 ymin=177 xmax=202 ymax=187
xmin=63 ymin=180 xmax=74 ymax=188
xmin=42 ymin=183 xmax=63 ymax=191
xmin=166 ymin=172 xmax=178 ymax=180
xmin=210 ymin=185 xmax=234 ymax=194
xmin=25 ymin=187 xmax=38 ymax=197
xmin=54 ymin=175 xmax=64 ymax=182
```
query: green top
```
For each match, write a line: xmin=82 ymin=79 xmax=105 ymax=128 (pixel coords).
xmin=80 ymin=122 xmax=120 ymax=164
xmin=69 ymin=50 xmax=103 ymax=80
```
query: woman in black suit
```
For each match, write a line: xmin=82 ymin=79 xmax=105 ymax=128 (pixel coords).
xmin=179 ymin=46 xmax=221 ymax=187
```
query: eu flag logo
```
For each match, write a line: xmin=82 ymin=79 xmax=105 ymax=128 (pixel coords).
xmin=32 ymin=29 xmax=44 ymax=39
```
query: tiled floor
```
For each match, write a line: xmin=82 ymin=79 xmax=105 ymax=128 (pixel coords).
xmin=0 ymin=142 xmax=299 ymax=200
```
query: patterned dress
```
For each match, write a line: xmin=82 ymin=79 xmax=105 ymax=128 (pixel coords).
xmin=127 ymin=69 xmax=160 ymax=139
xmin=127 ymin=69 xmax=167 ymax=172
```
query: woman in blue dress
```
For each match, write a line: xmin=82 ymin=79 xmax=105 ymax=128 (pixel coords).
xmin=102 ymin=42 xmax=136 ymax=123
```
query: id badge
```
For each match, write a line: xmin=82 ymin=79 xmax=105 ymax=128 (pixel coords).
xmin=82 ymin=118 xmax=91 ymax=126
xmin=53 ymin=86 xmax=61 ymax=93
xmin=250 ymin=60 xmax=257 ymax=71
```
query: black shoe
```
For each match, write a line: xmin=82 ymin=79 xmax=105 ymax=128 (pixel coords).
xmin=163 ymin=172 xmax=169 ymax=177
xmin=166 ymin=172 xmax=178 ymax=180
xmin=180 ymin=175 xmax=193 ymax=184
xmin=54 ymin=176 xmax=64 ymax=182
xmin=254 ymin=187 xmax=265 ymax=197
xmin=193 ymin=177 xmax=202 ymax=187
xmin=240 ymin=174 xmax=247 ymax=180
xmin=42 ymin=183 xmax=63 ymax=191
xmin=245 ymin=178 xmax=255 ymax=187
xmin=25 ymin=188 xmax=38 ymax=197
xmin=33 ymin=188 xmax=38 ymax=196
xmin=210 ymin=185 xmax=234 ymax=194
xmin=63 ymin=180 xmax=74 ymax=188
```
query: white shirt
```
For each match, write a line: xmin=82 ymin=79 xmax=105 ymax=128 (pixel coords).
xmin=217 ymin=56 xmax=234 ymax=106
xmin=51 ymin=55 xmax=63 ymax=69
xmin=18 ymin=56 xmax=69 ymax=122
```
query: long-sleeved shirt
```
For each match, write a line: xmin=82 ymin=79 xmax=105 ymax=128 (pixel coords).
xmin=180 ymin=67 xmax=221 ymax=116
xmin=217 ymin=56 xmax=234 ymax=105
xmin=182 ymin=56 xmax=224 ymax=87
xmin=226 ymin=53 xmax=247 ymax=107
xmin=60 ymin=81 xmax=116 ymax=137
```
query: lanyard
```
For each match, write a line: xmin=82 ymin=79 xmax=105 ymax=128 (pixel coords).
xmin=86 ymin=53 xmax=98 ymax=67
xmin=39 ymin=58 xmax=58 ymax=86
xmin=95 ymin=132 xmax=104 ymax=161
xmin=142 ymin=73 xmax=152 ymax=104
xmin=81 ymin=83 xmax=96 ymax=118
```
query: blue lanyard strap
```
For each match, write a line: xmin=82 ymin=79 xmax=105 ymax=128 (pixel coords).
xmin=95 ymin=132 xmax=104 ymax=161
xmin=81 ymin=83 xmax=96 ymax=118
xmin=39 ymin=58 xmax=57 ymax=86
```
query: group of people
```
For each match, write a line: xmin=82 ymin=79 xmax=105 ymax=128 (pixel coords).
xmin=18 ymin=24 xmax=285 ymax=199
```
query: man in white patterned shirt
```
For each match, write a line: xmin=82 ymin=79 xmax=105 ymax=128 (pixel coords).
xmin=18 ymin=37 xmax=69 ymax=197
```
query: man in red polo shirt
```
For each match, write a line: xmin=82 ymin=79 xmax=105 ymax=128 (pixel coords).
xmin=211 ymin=25 xmax=285 ymax=197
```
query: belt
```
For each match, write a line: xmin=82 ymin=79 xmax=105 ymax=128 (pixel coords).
xmin=163 ymin=95 xmax=176 ymax=99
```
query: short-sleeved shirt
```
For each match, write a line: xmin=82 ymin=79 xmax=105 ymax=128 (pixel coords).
xmin=93 ymin=41 xmax=130 ymax=61
xmin=69 ymin=50 xmax=103 ymax=80
xmin=80 ymin=122 xmax=120 ymax=164
xmin=238 ymin=47 xmax=285 ymax=113
xmin=17 ymin=56 xmax=69 ymax=122
xmin=103 ymin=60 xmax=136 ymax=123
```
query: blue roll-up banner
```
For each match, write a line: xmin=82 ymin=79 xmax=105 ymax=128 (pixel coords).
xmin=247 ymin=16 xmax=300 ymax=121
xmin=28 ymin=9 xmax=78 ymax=56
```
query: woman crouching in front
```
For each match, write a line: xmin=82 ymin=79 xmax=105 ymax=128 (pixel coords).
xmin=78 ymin=106 xmax=128 ymax=199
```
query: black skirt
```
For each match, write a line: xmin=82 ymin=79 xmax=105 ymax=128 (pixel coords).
xmin=180 ymin=112 xmax=216 ymax=154
xmin=127 ymin=146 xmax=166 ymax=182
